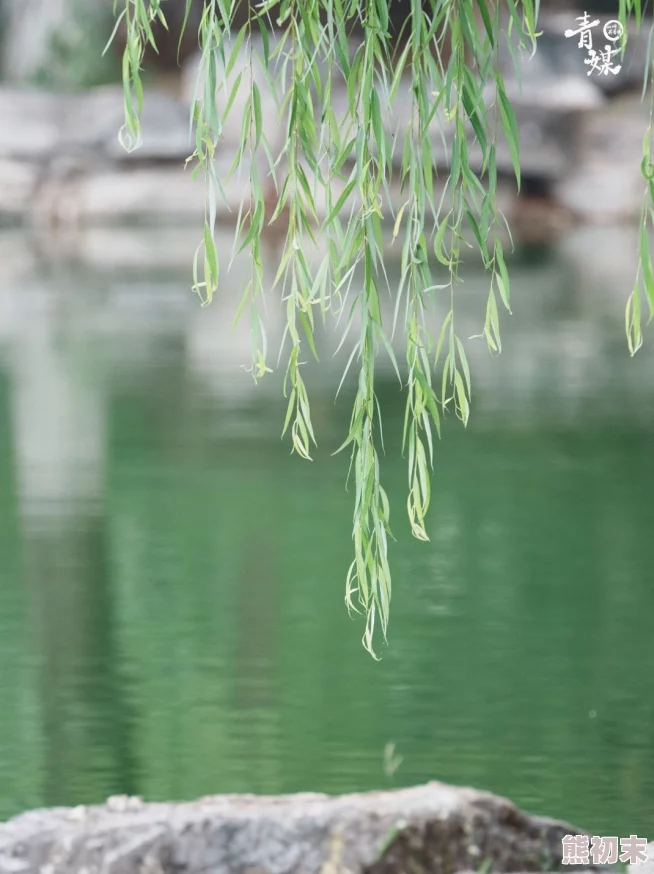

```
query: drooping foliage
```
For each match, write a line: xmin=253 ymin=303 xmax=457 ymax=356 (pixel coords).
xmin=108 ymin=0 xmax=650 ymax=656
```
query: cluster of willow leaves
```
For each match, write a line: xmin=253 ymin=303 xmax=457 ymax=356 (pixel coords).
xmin=111 ymin=0 xmax=651 ymax=657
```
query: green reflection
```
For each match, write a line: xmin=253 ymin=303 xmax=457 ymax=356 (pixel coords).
xmin=0 ymin=234 xmax=652 ymax=840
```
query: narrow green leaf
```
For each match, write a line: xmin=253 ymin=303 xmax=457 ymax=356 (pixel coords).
xmin=498 ymin=85 xmax=521 ymax=191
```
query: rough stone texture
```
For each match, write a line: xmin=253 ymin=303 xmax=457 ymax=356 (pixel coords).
xmin=0 ymin=783 xmax=602 ymax=874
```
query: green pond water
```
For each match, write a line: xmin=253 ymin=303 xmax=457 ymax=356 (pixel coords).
xmin=0 ymin=227 xmax=652 ymax=837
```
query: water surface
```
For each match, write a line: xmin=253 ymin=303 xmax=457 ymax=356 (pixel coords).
xmin=0 ymin=226 xmax=652 ymax=836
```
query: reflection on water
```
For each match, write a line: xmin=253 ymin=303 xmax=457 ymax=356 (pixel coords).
xmin=0 ymin=227 xmax=653 ymax=835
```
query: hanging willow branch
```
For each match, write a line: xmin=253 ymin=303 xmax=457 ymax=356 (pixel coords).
xmin=110 ymin=0 xmax=651 ymax=657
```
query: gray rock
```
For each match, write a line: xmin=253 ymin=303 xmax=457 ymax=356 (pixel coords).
xmin=499 ymin=75 xmax=604 ymax=112
xmin=494 ymin=15 xmax=605 ymax=110
xmin=47 ymin=86 xmax=185 ymax=162
xmin=553 ymin=95 xmax=649 ymax=221
xmin=0 ymin=160 xmax=40 ymax=217
xmin=0 ymin=782 xmax=598 ymax=874
xmin=0 ymin=89 xmax=67 ymax=160
xmin=632 ymin=842 xmax=654 ymax=874
xmin=497 ymin=13 xmax=648 ymax=102
xmin=181 ymin=35 xmax=286 ymax=155
xmin=33 ymin=166 xmax=208 ymax=228
xmin=0 ymin=85 xmax=193 ymax=165
xmin=537 ymin=13 xmax=650 ymax=96
xmin=487 ymin=105 xmax=577 ymax=181
xmin=554 ymin=154 xmax=644 ymax=222
xmin=0 ymin=85 xmax=205 ymax=225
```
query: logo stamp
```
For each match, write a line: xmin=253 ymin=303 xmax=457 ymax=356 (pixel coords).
xmin=564 ymin=13 xmax=624 ymax=76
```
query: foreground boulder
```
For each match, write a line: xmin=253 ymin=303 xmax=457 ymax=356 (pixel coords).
xmin=0 ymin=782 xmax=598 ymax=874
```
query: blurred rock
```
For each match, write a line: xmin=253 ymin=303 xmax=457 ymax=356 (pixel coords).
xmin=637 ymin=842 xmax=654 ymax=874
xmin=0 ymin=86 xmax=193 ymax=163
xmin=502 ymin=74 xmax=604 ymax=111
xmin=478 ymin=105 xmax=578 ymax=182
xmin=555 ymin=154 xmax=644 ymax=222
xmin=497 ymin=12 xmax=649 ymax=100
xmin=536 ymin=12 xmax=651 ymax=96
xmin=0 ymin=85 xmax=211 ymax=226
xmin=0 ymin=782 xmax=594 ymax=874
xmin=33 ymin=226 xmax=205 ymax=271
xmin=181 ymin=34 xmax=286 ymax=154
xmin=0 ymin=160 xmax=39 ymax=219
xmin=0 ymin=89 xmax=64 ymax=160
xmin=66 ymin=87 xmax=193 ymax=163
xmin=37 ymin=168 xmax=204 ymax=226
xmin=553 ymin=95 xmax=648 ymax=222
xmin=491 ymin=12 xmax=609 ymax=116
xmin=509 ymin=195 xmax=576 ymax=243
xmin=0 ymin=23 xmax=651 ymax=230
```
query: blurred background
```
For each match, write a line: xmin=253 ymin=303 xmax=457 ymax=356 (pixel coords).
xmin=0 ymin=0 xmax=653 ymax=842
